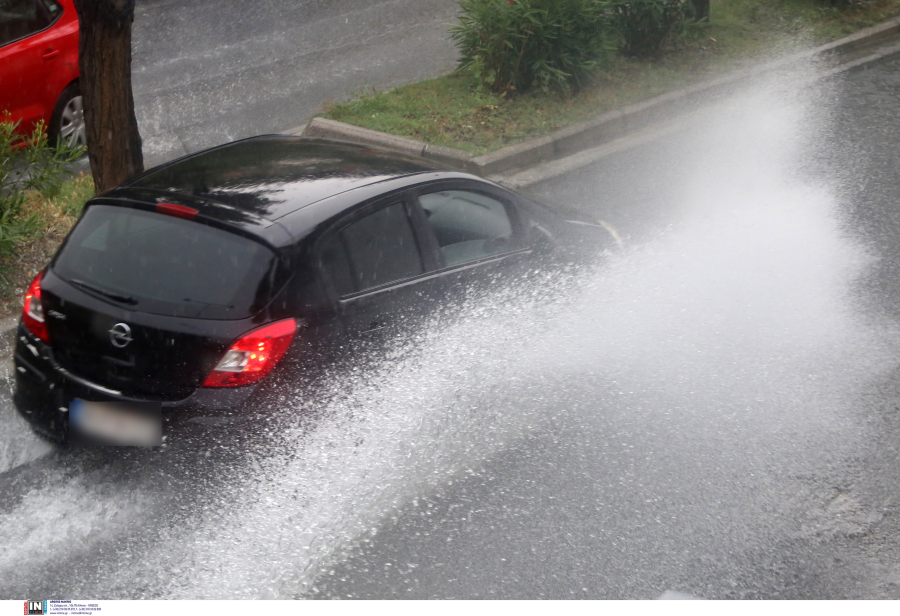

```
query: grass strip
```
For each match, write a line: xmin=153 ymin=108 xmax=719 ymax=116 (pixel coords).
xmin=323 ymin=0 xmax=900 ymax=155
xmin=0 ymin=172 xmax=92 ymax=317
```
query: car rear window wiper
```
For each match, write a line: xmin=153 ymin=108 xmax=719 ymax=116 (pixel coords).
xmin=68 ymin=279 xmax=138 ymax=305
xmin=181 ymin=297 xmax=234 ymax=308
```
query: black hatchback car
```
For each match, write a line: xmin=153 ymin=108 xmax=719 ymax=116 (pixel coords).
xmin=14 ymin=136 xmax=614 ymax=443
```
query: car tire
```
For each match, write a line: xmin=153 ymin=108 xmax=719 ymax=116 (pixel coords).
xmin=49 ymin=83 xmax=87 ymax=151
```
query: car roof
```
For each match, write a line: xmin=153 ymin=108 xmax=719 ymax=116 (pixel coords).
xmin=113 ymin=135 xmax=446 ymax=223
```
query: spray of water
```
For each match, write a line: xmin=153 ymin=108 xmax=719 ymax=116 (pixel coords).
xmin=0 ymin=55 xmax=895 ymax=599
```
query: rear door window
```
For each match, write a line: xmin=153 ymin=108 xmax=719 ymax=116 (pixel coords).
xmin=321 ymin=201 xmax=423 ymax=296
xmin=53 ymin=205 xmax=283 ymax=319
xmin=417 ymin=190 xmax=515 ymax=267
xmin=0 ymin=0 xmax=50 ymax=46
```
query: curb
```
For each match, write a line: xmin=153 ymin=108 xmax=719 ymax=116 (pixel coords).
xmin=498 ymin=35 xmax=900 ymax=190
xmin=290 ymin=118 xmax=474 ymax=169
xmin=285 ymin=16 xmax=900 ymax=177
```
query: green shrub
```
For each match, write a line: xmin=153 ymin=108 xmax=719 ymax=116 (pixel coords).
xmin=449 ymin=0 xmax=615 ymax=94
xmin=0 ymin=113 xmax=84 ymax=280
xmin=611 ymin=0 xmax=694 ymax=58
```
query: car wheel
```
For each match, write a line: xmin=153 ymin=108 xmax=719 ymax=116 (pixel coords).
xmin=49 ymin=83 xmax=87 ymax=151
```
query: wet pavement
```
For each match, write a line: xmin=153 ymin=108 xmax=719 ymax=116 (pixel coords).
xmin=131 ymin=0 xmax=460 ymax=165
xmin=310 ymin=56 xmax=900 ymax=599
xmin=3 ymin=53 xmax=900 ymax=599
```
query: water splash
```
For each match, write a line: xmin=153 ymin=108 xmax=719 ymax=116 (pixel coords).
xmin=1 ymin=57 xmax=896 ymax=599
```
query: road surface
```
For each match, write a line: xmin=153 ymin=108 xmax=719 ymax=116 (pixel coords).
xmin=3 ymin=52 xmax=900 ymax=599
xmin=131 ymin=0 xmax=460 ymax=165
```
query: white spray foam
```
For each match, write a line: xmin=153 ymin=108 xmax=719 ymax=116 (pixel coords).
xmin=1 ymin=58 xmax=896 ymax=599
xmin=89 ymin=62 xmax=892 ymax=598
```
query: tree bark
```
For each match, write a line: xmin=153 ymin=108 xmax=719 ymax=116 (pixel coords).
xmin=691 ymin=0 xmax=710 ymax=22
xmin=72 ymin=0 xmax=143 ymax=193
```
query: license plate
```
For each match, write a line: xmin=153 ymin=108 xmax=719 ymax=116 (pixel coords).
xmin=69 ymin=399 xmax=162 ymax=446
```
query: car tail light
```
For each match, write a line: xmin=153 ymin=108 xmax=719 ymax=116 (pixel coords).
xmin=156 ymin=202 xmax=198 ymax=220
xmin=203 ymin=319 xmax=297 ymax=388
xmin=22 ymin=271 xmax=50 ymax=344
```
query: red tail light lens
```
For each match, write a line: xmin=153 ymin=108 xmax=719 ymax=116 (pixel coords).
xmin=203 ymin=319 xmax=297 ymax=388
xmin=22 ymin=271 xmax=50 ymax=344
xmin=156 ymin=202 xmax=198 ymax=220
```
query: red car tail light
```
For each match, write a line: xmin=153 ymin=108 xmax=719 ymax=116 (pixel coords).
xmin=203 ymin=319 xmax=297 ymax=388
xmin=22 ymin=271 xmax=50 ymax=344
xmin=156 ymin=202 xmax=198 ymax=220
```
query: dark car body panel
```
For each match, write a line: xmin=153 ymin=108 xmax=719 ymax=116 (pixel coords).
xmin=82 ymin=190 xmax=296 ymax=247
xmin=124 ymin=137 xmax=440 ymax=221
xmin=39 ymin=267 xmax=266 ymax=399
xmin=14 ymin=137 xmax=613 ymax=441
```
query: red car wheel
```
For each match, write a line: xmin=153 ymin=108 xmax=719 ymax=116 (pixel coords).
xmin=49 ymin=82 xmax=85 ymax=150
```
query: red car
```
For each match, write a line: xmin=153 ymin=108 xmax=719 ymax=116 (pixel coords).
xmin=0 ymin=0 xmax=82 ymax=147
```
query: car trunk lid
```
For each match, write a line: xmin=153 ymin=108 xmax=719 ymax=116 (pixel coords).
xmin=39 ymin=203 xmax=288 ymax=399
xmin=40 ymin=270 xmax=263 ymax=400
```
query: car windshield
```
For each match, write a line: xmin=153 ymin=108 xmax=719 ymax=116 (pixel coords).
xmin=52 ymin=205 xmax=282 ymax=319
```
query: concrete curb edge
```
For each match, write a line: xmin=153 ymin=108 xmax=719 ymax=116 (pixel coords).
xmin=284 ymin=17 xmax=900 ymax=177
xmin=497 ymin=37 xmax=900 ymax=190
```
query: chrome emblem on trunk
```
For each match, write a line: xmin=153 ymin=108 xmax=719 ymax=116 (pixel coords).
xmin=109 ymin=323 xmax=133 ymax=348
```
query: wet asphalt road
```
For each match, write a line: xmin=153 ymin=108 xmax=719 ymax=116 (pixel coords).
xmin=3 ymin=52 xmax=900 ymax=599
xmin=307 ymin=57 xmax=900 ymax=598
xmin=130 ymin=0 xmax=460 ymax=165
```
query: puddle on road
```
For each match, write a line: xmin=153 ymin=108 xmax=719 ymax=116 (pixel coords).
xmin=1 ymin=59 xmax=897 ymax=599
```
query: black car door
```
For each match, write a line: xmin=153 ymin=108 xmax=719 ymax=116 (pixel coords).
xmin=405 ymin=180 xmax=542 ymax=308
xmin=316 ymin=181 xmax=545 ymax=350
xmin=317 ymin=197 xmax=440 ymax=344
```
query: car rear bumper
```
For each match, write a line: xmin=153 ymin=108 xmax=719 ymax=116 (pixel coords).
xmin=12 ymin=323 xmax=261 ymax=441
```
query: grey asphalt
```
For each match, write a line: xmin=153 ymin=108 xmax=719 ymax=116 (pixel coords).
xmin=130 ymin=0 xmax=461 ymax=165
xmin=3 ymin=48 xmax=900 ymax=600
xmin=307 ymin=56 xmax=900 ymax=599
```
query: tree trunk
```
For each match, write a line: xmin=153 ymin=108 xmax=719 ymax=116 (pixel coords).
xmin=72 ymin=0 xmax=143 ymax=193
xmin=691 ymin=0 xmax=710 ymax=22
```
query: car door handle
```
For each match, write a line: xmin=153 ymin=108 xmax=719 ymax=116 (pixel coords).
xmin=42 ymin=49 xmax=60 ymax=60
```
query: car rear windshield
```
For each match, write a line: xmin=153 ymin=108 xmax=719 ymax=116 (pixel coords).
xmin=53 ymin=205 xmax=283 ymax=319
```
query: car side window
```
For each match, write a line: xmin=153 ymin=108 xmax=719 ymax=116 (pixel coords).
xmin=321 ymin=201 xmax=424 ymax=296
xmin=418 ymin=190 xmax=514 ymax=268
xmin=0 ymin=0 xmax=50 ymax=47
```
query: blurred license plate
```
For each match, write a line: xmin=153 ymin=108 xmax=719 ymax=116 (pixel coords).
xmin=69 ymin=399 xmax=162 ymax=446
